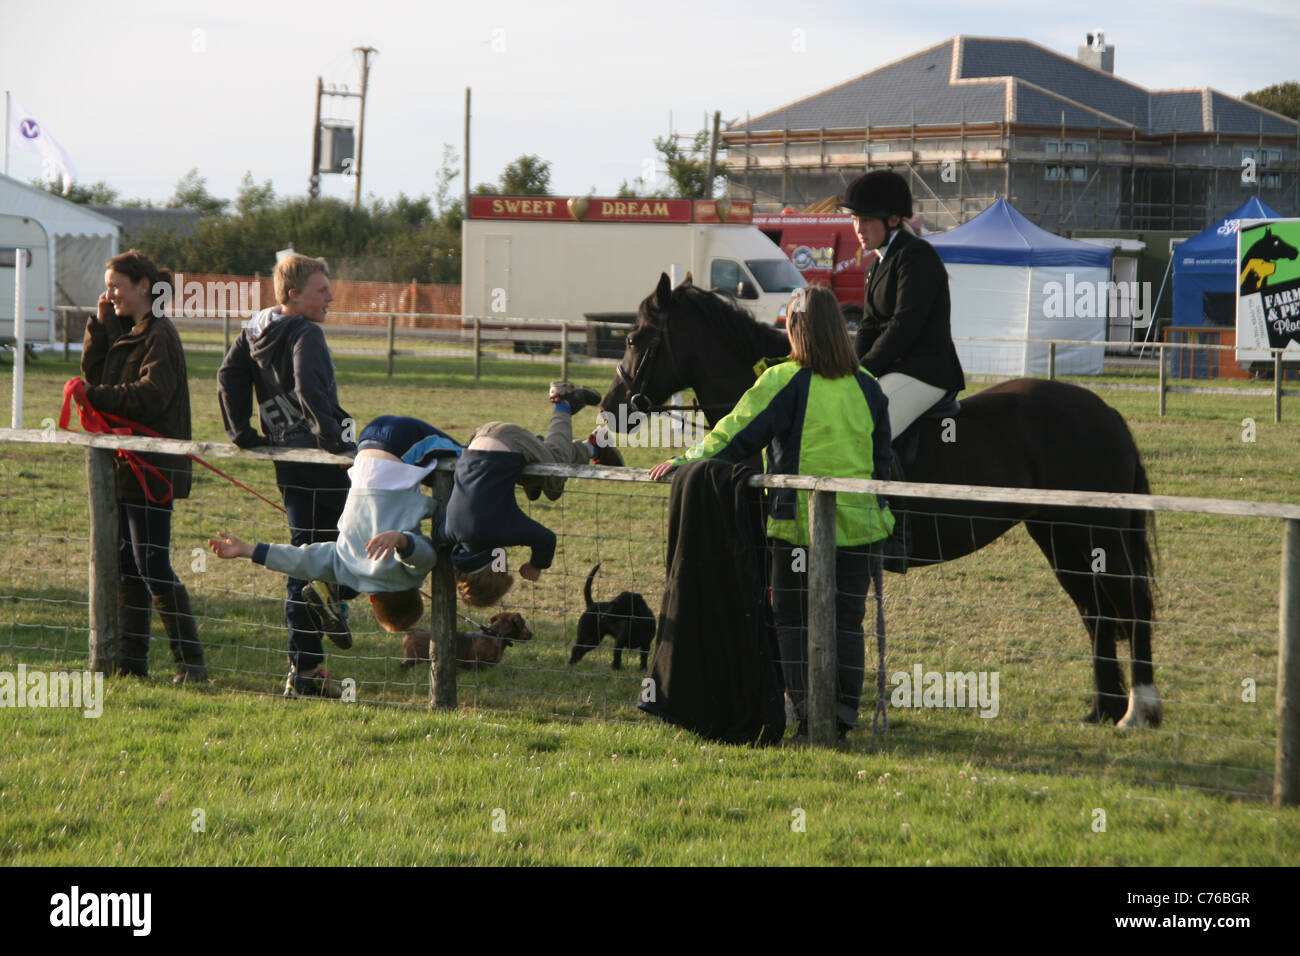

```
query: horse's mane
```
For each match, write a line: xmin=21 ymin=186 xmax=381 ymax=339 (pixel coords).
xmin=668 ymin=284 xmax=790 ymax=363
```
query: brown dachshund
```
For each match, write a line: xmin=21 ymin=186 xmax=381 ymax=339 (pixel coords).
xmin=402 ymin=612 xmax=533 ymax=669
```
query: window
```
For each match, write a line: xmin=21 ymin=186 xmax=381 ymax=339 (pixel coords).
xmin=710 ymin=258 xmax=742 ymax=292
xmin=1046 ymin=140 xmax=1089 ymax=154
xmin=1045 ymin=165 xmax=1088 ymax=182
xmin=0 ymin=248 xmax=33 ymax=268
xmin=1261 ymin=172 xmax=1282 ymax=189
xmin=1242 ymin=148 xmax=1282 ymax=168
xmin=745 ymin=258 xmax=805 ymax=293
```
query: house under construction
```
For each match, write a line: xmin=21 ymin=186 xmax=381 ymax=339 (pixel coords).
xmin=722 ymin=34 xmax=1298 ymax=232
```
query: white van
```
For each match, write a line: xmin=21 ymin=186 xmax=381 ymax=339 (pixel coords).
xmin=462 ymin=196 xmax=803 ymax=353
xmin=0 ymin=213 xmax=54 ymax=346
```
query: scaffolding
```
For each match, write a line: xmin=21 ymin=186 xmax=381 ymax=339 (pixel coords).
xmin=724 ymin=110 xmax=1300 ymax=233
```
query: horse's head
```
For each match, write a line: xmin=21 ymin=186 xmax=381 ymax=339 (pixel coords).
xmin=600 ymin=272 xmax=791 ymax=432
xmin=600 ymin=272 xmax=694 ymax=430
xmin=1252 ymin=228 xmax=1299 ymax=262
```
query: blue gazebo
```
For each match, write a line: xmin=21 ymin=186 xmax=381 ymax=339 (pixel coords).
xmin=1172 ymin=197 xmax=1283 ymax=326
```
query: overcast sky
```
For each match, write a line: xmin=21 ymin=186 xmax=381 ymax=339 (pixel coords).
xmin=2 ymin=0 xmax=1298 ymax=207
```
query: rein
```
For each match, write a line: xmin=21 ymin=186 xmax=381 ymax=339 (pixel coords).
xmin=61 ymin=378 xmax=288 ymax=513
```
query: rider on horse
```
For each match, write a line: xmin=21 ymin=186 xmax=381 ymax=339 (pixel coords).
xmin=840 ymin=170 xmax=965 ymax=438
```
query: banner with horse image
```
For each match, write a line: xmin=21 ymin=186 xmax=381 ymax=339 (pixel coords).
xmin=1236 ymin=218 xmax=1300 ymax=362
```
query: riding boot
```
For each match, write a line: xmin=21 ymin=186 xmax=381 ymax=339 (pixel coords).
xmin=154 ymin=585 xmax=208 ymax=684
xmin=882 ymin=458 xmax=911 ymax=575
xmin=115 ymin=580 xmax=152 ymax=677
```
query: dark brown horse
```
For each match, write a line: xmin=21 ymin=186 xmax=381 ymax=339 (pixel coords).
xmin=601 ymin=274 xmax=1162 ymax=728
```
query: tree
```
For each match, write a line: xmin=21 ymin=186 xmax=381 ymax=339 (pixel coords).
xmin=31 ymin=178 xmax=120 ymax=205
xmin=498 ymin=155 xmax=551 ymax=195
xmin=1242 ymin=82 xmax=1300 ymax=120
xmin=235 ymin=172 xmax=275 ymax=217
xmin=168 ymin=168 xmax=229 ymax=216
xmin=433 ymin=145 xmax=460 ymax=213
xmin=653 ymin=129 xmax=717 ymax=198
xmin=615 ymin=176 xmax=651 ymax=198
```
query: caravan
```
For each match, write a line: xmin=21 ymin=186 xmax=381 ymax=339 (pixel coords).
xmin=0 ymin=213 xmax=54 ymax=347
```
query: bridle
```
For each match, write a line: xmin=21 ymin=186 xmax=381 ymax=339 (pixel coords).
xmin=614 ymin=308 xmax=679 ymax=415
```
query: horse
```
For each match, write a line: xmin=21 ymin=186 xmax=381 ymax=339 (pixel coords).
xmin=601 ymin=273 xmax=1162 ymax=728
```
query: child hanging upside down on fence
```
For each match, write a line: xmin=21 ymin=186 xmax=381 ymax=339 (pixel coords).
xmin=208 ymin=415 xmax=463 ymax=696
xmin=437 ymin=382 xmax=623 ymax=607
xmin=209 ymin=387 xmax=623 ymax=689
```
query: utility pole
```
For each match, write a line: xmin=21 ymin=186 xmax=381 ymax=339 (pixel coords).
xmin=353 ymin=45 xmax=378 ymax=209
xmin=705 ymin=110 xmax=721 ymax=198
xmin=464 ymin=87 xmax=471 ymax=219
xmin=309 ymin=77 xmax=323 ymax=200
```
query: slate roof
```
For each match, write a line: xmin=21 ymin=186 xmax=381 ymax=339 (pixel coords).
xmin=89 ymin=205 xmax=201 ymax=237
xmin=732 ymin=36 xmax=1296 ymax=137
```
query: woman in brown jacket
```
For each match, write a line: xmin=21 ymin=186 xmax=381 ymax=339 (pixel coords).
xmin=82 ymin=249 xmax=205 ymax=682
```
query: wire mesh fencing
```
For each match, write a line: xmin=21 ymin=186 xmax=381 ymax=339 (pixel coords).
xmin=0 ymin=428 xmax=1295 ymax=803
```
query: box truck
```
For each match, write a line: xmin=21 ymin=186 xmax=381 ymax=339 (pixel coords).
xmin=462 ymin=195 xmax=804 ymax=354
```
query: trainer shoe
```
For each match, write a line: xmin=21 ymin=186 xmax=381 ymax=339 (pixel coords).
xmin=549 ymin=381 xmax=601 ymax=411
xmin=283 ymin=666 xmax=338 ymax=699
xmin=303 ymin=580 xmax=352 ymax=649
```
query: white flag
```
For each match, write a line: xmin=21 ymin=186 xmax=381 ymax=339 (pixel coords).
xmin=8 ymin=99 xmax=77 ymax=195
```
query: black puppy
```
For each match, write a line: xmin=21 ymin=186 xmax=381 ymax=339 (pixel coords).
xmin=569 ymin=563 xmax=656 ymax=670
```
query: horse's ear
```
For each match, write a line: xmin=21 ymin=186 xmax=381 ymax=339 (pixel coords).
xmin=652 ymin=272 xmax=672 ymax=310
xmin=681 ymin=271 xmax=694 ymax=287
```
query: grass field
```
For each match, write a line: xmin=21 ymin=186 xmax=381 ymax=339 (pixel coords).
xmin=1 ymin=344 xmax=1298 ymax=865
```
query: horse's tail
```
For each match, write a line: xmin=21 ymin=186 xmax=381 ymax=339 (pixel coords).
xmin=1120 ymin=438 xmax=1162 ymax=725
xmin=1131 ymin=454 xmax=1157 ymax=602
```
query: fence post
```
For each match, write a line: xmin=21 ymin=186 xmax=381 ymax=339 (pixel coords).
xmin=62 ymin=311 xmax=70 ymax=362
xmin=1277 ymin=518 xmax=1300 ymax=807
xmin=429 ymin=468 xmax=457 ymax=710
xmin=1274 ymin=350 xmax=1283 ymax=425
xmin=560 ymin=323 xmax=569 ymax=383
xmin=1047 ymin=341 xmax=1056 ymax=381
xmin=386 ymin=313 xmax=396 ymax=378
xmin=86 ymin=447 xmax=119 ymax=674
xmin=1158 ymin=341 xmax=1167 ymax=417
xmin=807 ymin=487 xmax=838 ymax=745
xmin=223 ymin=314 xmax=231 ymax=353
xmin=473 ymin=317 xmax=482 ymax=382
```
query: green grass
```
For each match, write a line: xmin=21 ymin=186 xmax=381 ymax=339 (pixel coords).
xmin=2 ymin=680 xmax=1295 ymax=866
xmin=1 ymin=347 xmax=1298 ymax=865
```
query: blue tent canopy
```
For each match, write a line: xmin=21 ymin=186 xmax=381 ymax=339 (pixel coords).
xmin=927 ymin=198 xmax=1111 ymax=267
xmin=1173 ymin=197 xmax=1283 ymax=326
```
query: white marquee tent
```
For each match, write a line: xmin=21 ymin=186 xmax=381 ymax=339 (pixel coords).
xmin=927 ymin=199 xmax=1113 ymax=376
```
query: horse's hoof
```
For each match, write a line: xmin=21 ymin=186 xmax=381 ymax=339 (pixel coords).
xmin=1116 ymin=684 xmax=1162 ymax=729
xmin=1086 ymin=695 xmax=1127 ymax=725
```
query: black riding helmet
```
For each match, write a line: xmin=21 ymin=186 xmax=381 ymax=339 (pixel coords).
xmin=839 ymin=169 xmax=913 ymax=221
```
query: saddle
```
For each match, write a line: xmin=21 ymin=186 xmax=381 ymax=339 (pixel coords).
xmin=891 ymin=390 xmax=961 ymax=477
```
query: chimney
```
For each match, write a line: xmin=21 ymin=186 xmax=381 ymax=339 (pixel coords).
xmin=1077 ymin=30 xmax=1115 ymax=73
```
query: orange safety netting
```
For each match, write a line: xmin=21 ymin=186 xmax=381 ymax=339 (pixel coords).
xmin=177 ymin=273 xmax=461 ymax=329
